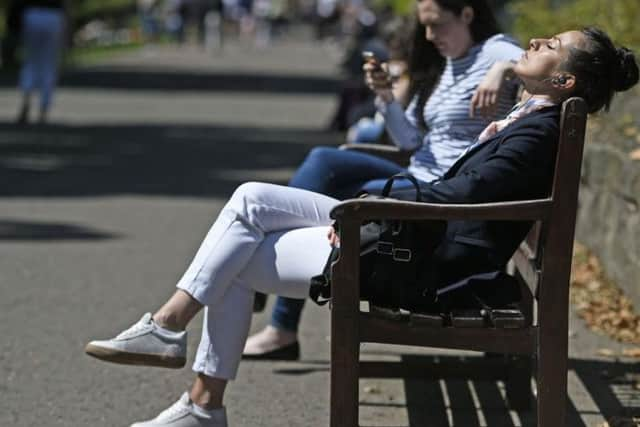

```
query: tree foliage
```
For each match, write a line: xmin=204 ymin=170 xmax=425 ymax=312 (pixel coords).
xmin=0 ymin=0 xmax=135 ymax=31
xmin=510 ymin=0 xmax=640 ymax=50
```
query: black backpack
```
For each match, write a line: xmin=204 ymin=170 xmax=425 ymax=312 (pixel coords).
xmin=309 ymin=173 xmax=446 ymax=311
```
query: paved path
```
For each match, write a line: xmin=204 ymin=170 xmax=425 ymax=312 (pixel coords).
xmin=0 ymin=31 xmax=637 ymax=427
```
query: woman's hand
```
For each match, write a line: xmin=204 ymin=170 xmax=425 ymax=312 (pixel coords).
xmin=364 ymin=62 xmax=394 ymax=103
xmin=327 ymin=226 xmax=340 ymax=247
xmin=470 ymin=61 xmax=517 ymax=118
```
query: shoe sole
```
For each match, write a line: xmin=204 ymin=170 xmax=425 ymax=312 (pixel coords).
xmin=84 ymin=343 xmax=186 ymax=369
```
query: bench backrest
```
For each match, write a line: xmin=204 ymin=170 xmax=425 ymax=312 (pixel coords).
xmin=511 ymin=97 xmax=588 ymax=303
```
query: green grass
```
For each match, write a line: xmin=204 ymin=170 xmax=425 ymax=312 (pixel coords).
xmin=65 ymin=42 xmax=143 ymax=66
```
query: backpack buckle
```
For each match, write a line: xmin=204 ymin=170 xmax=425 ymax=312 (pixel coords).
xmin=393 ymin=248 xmax=412 ymax=262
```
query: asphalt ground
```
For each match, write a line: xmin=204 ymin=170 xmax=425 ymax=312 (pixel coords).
xmin=1 ymin=30 xmax=638 ymax=427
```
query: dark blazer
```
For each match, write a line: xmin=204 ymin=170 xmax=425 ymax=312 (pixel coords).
xmin=390 ymin=105 xmax=561 ymax=292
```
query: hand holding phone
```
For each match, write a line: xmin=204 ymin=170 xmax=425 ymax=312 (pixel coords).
xmin=362 ymin=51 xmax=382 ymax=71
xmin=362 ymin=51 xmax=393 ymax=101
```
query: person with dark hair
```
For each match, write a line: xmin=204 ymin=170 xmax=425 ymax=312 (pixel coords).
xmin=345 ymin=16 xmax=416 ymax=143
xmin=84 ymin=27 xmax=637 ymax=427
xmin=244 ymin=0 xmax=523 ymax=360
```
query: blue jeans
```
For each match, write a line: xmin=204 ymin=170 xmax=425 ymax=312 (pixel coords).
xmin=19 ymin=8 xmax=65 ymax=112
xmin=271 ymin=146 xmax=409 ymax=332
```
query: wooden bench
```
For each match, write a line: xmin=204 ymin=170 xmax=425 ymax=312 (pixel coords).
xmin=328 ymin=97 xmax=588 ymax=427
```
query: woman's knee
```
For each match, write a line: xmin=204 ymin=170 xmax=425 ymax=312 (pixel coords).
xmin=290 ymin=146 xmax=343 ymax=190
xmin=305 ymin=146 xmax=341 ymax=166
xmin=228 ymin=181 xmax=289 ymax=216
xmin=230 ymin=182 xmax=267 ymax=207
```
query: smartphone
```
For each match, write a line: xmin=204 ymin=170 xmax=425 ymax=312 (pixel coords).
xmin=362 ymin=51 xmax=382 ymax=70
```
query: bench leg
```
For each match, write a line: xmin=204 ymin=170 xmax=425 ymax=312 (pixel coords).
xmin=505 ymin=355 xmax=533 ymax=411
xmin=536 ymin=340 xmax=568 ymax=426
xmin=330 ymin=310 xmax=360 ymax=427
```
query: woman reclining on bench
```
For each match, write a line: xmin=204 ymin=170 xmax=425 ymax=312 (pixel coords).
xmin=246 ymin=0 xmax=524 ymax=360
xmin=85 ymin=27 xmax=638 ymax=427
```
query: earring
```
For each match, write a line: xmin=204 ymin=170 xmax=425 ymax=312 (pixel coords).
xmin=553 ymin=76 xmax=567 ymax=85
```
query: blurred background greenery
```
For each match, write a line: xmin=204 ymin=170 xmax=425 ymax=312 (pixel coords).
xmin=357 ymin=0 xmax=640 ymax=51
xmin=0 ymin=0 xmax=135 ymax=33
xmin=1 ymin=0 xmax=639 ymax=60
xmin=509 ymin=0 xmax=640 ymax=51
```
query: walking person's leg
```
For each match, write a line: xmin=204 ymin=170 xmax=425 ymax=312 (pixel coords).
xmin=244 ymin=147 xmax=405 ymax=358
xmin=16 ymin=9 xmax=39 ymax=124
xmin=36 ymin=10 xmax=65 ymax=124
xmin=85 ymin=183 xmax=336 ymax=426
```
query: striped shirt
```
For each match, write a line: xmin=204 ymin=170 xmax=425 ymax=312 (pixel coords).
xmin=377 ymin=34 xmax=523 ymax=183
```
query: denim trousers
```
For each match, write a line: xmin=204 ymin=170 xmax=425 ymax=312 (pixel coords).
xmin=271 ymin=146 xmax=407 ymax=332
xmin=19 ymin=8 xmax=65 ymax=111
xmin=176 ymin=182 xmax=337 ymax=379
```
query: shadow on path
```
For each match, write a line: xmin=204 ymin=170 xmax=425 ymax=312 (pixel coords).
xmin=0 ymin=68 xmax=341 ymax=94
xmin=0 ymin=219 xmax=121 ymax=241
xmin=395 ymin=355 xmax=638 ymax=427
xmin=271 ymin=355 xmax=640 ymax=427
xmin=0 ymin=122 xmax=341 ymax=198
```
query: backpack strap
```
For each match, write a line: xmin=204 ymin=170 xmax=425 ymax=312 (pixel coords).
xmin=381 ymin=172 xmax=422 ymax=202
xmin=309 ymin=246 xmax=340 ymax=306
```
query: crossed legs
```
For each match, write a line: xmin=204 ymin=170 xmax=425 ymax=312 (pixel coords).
xmin=244 ymin=146 xmax=405 ymax=358
xmin=86 ymin=182 xmax=337 ymax=426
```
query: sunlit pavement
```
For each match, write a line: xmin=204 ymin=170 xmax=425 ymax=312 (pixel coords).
xmin=0 ymin=28 xmax=635 ymax=427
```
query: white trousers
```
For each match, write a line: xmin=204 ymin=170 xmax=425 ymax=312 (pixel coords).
xmin=176 ymin=182 xmax=338 ymax=379
xmin=19 ymin=8 xmax=65 ymax=111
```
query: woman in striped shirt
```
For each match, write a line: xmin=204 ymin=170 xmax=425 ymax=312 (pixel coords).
xmin=244 ymin=0 xmax=524 ymax=360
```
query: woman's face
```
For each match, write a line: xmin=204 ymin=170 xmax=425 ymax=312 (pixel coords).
xmin=417 ymin=0 xmax=474 ymax=59
xmin=514 ymin=31 xmax=587 ymax=92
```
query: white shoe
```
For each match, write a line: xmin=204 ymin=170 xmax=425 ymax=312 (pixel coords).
xmin=85 ymin=313 xmax=187 ymax=368
xmin=131 ymin=392 xmax=228 ymax=427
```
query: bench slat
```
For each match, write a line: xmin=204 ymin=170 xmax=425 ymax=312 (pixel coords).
xmin=359 ymin=312 xmax=537 ymax=355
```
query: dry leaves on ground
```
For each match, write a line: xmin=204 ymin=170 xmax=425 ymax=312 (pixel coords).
xmin=622 ymin=348 xmax=640 ymax=358
xmin=598 ymin=416 xmax=640 ymax=427
xmin=570 ymin=243 xmax=640 ymax=348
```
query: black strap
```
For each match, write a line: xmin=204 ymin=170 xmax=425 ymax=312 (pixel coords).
xmin=308 ymin=246 xmax=340 ymax=305
xmin=381 ymin=172 xmax=422 ymax=202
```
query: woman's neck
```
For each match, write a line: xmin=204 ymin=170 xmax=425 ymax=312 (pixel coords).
xmin=529 ymin=94 xmax=557 ymax=104
xmin=520 ymin=91 xmax=560 ymax=106
xmin=448 ymin=34 xmax=476 ymax=60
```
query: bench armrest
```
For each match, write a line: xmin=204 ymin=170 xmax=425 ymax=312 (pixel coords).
xmin=339 ymin=143 xmax=413 ymax=166
xmin=330 ymin=198 xmax=553 ymax=222
xmin=328 ymin=198 xmax=552 ymax=311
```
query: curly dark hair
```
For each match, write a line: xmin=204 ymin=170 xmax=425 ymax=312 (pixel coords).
xmin=562 ymin=27 xmax=639 ymax=114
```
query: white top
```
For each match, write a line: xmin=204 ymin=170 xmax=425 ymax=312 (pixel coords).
xmin=377 ymin=33 xmax=524 ymax=183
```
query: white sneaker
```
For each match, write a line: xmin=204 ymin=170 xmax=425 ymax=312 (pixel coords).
xmin=131 ymin=392 xmax=228 ymax=427
xmin=85 ymin=313 xmax=187 ymax=368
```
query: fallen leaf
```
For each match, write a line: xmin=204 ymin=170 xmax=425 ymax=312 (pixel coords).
xmin=364 ymin=386 xmax=381 ymax=394
xmin=597 ymin=348 xmax=616 ymax=357
xmin=630 ymin=148 xmax=640 ymax=160
xmin=602 ymin=416 xmax=640 ymax=427
xmin=624 ymin=126 xmax=638 ymax=137
xmin=621 ymin=348 xmax=640 ymax=358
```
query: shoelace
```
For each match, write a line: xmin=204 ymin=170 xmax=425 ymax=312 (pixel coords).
xmin=115 ymin=316 xmax=152 ymax=340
